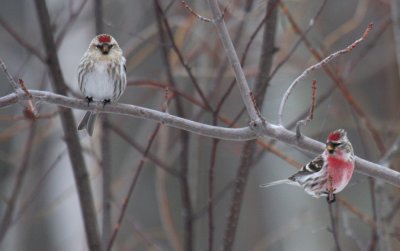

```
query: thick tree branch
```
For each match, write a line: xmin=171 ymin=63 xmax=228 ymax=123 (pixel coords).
xmin=2 ymin=90 xmax=400 ymax=188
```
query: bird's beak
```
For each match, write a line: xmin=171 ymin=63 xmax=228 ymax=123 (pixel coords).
xmin=326 ymin=143 xmax=334 ymax=154
xmin=101 ymin=44 xmax=110 ymax=54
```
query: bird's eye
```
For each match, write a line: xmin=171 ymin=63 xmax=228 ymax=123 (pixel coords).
xmin=109 ymin=44 xmax=114 ymax=49
xmin=96 ymin=45 xmax=102 ymax=49
xmin=330 ymin=142 xmax=342 ymax=147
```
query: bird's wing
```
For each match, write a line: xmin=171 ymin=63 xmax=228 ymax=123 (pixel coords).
xmin=289 ymin=155 xmax=324 ymax=181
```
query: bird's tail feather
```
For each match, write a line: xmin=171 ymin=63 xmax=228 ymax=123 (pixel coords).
xmin=78 ymin=111 xmax=91 ymax=131
xmin=86 ymin=113 xmax=97 ymax=136
xmin=77 ymin=111 xmax=97 ymax=136
xmin=259 ymin=179 xmax=299 ymax=188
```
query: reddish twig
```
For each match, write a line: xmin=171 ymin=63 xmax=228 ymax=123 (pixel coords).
xmin=106 ymin=122 xmax=162 ymax=251
xmin=278 ymin=23 xmax=373 ymax=125
xmin=280 ymin=2 xmax=385 ymax=155
xmin=108 ymin=122 xmax=179 ymax=177
xmin=158 ymin=1 xmax=214 ymax=112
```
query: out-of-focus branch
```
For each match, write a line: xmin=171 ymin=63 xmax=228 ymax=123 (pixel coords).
xmin=0 ymin=17 xmax=45 ymax=62
xmin=1 ymin=90 xmax=400 ymax=187
xmin=0 ymin=122 xmax=36 ymax=243
xmin=106 ymin=123 xmax=162 ymax=251
xmin=33 ymin=1 xmax=101 ymax=250
xmin=390 ymin=0 xmax=400 ymax=80
xmin=154 ymin=1 xmax=194 ymax=249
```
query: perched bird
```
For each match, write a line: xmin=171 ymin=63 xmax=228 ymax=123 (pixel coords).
xmin=77 ymin=34 xmax=127 ymax=136
xmin=260 ymin=129 xmax=355 ymax=203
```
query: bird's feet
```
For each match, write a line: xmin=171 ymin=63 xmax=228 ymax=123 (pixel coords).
xmin=86 ymin=96 xmax=93 ymax=106
xmin=102 ymin=99 xmax=111 ymax=108
xmin=326 ymin=193 xmax=336 ymax=204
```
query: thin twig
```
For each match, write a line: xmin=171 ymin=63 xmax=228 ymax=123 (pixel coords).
xmin=55 ymin=0 xmax=89 ymax=47
xmin=108 ymin=122 xmax=179 ymax=176
xmin=12 ymin=149 xmax=66 ymax=226
xmin=268 ymin=0 xmax=328 ymax=81
xmin=158 ymin=1 xmax=214 ymax=112
xmin=106 ymin=123 xmax=162 ymax=251
xmin=181 ymin=0 xmax=212 ymax=22
xmin=280 ymin=2 xmax=385 ymax=155
xmin=0 ymin=58 xmax=20 ymax=91
xmin=278 ymin=23 xmax=373 ymax=125
xmin=0 ymin=17 xmax=45 ymax=62
xmin=0 ymin=122 xmax=36 ymax=243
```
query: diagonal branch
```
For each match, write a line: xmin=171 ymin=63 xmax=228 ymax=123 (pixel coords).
xmin=207 ymin=0 xmax=260 ymax=122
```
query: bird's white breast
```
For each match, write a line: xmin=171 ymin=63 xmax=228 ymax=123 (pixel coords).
xmin=83 ymin=61 xmax=115 ymax=101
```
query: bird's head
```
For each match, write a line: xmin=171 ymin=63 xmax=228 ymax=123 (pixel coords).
xmin=89 ymin=34 xmax=122 ymax=58
xmin=325 ymin=129 xmax=352 ymax=155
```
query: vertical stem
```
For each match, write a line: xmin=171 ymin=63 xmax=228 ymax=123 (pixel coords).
xmin=154 ymin=1 xmax=193 ymax=249
xmin=34 ymin=0 xmax=101 ymax=250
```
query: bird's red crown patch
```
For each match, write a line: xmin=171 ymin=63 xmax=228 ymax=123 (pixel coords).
xmin=328 ymin=131 xmax=342 ymax=141
xmin=98 ymin=34 xmax=111 ymax=43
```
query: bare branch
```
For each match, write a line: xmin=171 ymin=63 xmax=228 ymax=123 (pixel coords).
xmin=278 ymin=23 xmax=373 ymax=125
xmin=1 ymin=90 xmax=400 ymax=188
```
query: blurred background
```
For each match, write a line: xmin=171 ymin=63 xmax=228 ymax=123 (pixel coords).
xmin=0 ymin=0 xmax=400 ymax=250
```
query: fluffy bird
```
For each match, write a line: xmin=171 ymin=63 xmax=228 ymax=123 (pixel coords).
xmin=260 ymin=129 xmax=355 ymax=203
xmin=77 ymin=34 xmax=127 ymax=136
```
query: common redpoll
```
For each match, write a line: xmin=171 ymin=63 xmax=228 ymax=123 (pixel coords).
xmin=261 ymin=129 xmax=355 ymax=203
xmin=77 ymin=34 xmax=127 ymax=136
